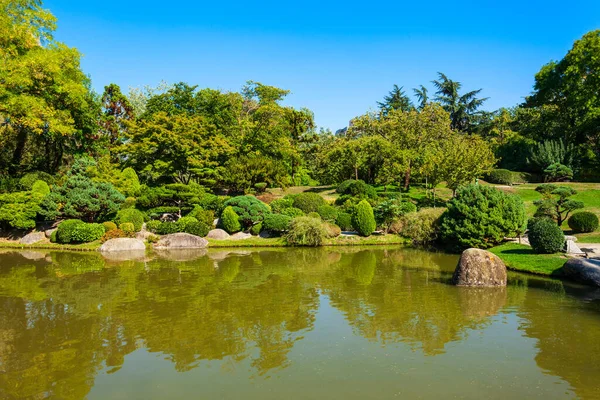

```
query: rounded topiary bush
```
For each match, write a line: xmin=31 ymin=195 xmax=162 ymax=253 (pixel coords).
xmin=102 ymin=221 xmax=117 ymax=232
xmin=292 ymin=192 xmax=326 ymax=214
xmin=568 ymin=211 xmax=599 ymax=233
xmin=70 ymin=223 xmax=105 ymax=243
xmin=222 ymin=206 xmax=242 ymax=234
xmin=308 ymin=212 xmax=321 ymax=220
xmin=250 ymin=222 xmax=262 ymax=235
xmin=223 ymin=196 xmax=270 ymax=228
xmin=155 ymin=221 xmax=181 ymax=235
xmin=145 ymin=220 xmax=161 ymax=233
xmin=119 ymin=222 xmax=135 ymax=234
xmin=177 ymin=216 xmax=198 ymax=231
xmin=336 ymin=180 xmax=378 ymax=198
xmin=352 ymin=200 xmax=376 ymax=237
xmin=56 ymin=219 xmax=85 ymax=244
xmin=263 ymin=214 xmax=292 ymax=233
xmin=280 ymin=207 xmax=304 ymax=218
xmin=485 ymin=169 xmax=514 ymax=185
xmin=400 ymin=208 xmax=445 ymax=244
xmin=184 ymin=221 xmax=210 ymax=237
xmin=270 ymin=198 xmax=294 ymax=213
xmin=336 ymin=212 xmax=353 ymax=231
xmin=317 ymin=205 xmax=339 ymax=222
xmin=115 ymin=208 xmax=145 ymax=232
xmin=528 ymin=218 xmax=565 ymax=254
xmin=284 ymin=217 xmax=327 ymax=247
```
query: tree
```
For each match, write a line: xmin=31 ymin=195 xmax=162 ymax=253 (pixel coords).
xmin=413 ymin=85 xmax=429 ymax=110
xmin=0 ymin=180 xmax=48 ymax=229
xmin=528 ymin=139 xmax=575 ymax=173
xmin=378 ymin=85 xmax=414 ymax=115
xmin=432 ymin=72 xmax=488 ymax=132
xmin=353 ymin=200 xmax=377 ymax=237
xmin=100 ymin=83 xmax=134 ymax=145
xmin=533 ymin=184 xmax=584 ymax=226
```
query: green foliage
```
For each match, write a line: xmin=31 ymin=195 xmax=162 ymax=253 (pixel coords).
xmin=317 ymin=205 xmax=338 ymax=222
xmin=223 ymin=196 xmax=270 ymax=228
xmin=70 ymin=223 xmax=105 ymax=243
xmin=114 ymin=208 xmax=145 ymax=232
xmin=221 ymin=206 xmax=242 ymax=234
xmin=155 ymin=222 xmax=182 ymax=235
xmin=399 ymin=208 xmax=446 ymax=244
xmin=56 ymin=219 xmax=86 ymax=244
xmin=262 ymin=214 xmax=292 ymax=233
xmin=280 ymin=207 xmax=304 ymax=218
xmin=292 ymin=192 xmax=326 ymax=213
xmin=528 ymin=218 xmax=565 ymax=254
xmin=184 ymin=221 xmax=210 ymax=237
xmin=533 ymin=184 xmax=584 ymax=226
xmin=323 ymin=222 xmax=342 ymax=238
xmin=254 ymin=182 xmax=267 ymax=192
xmin=374 ymin=199 xmax=416 ymax=231
xmin=284 ymin=216 xmax=327 ymax=246
xmin=102 ymin=221 xmax=117 ymax=232
xmin=308 ymin=212 xmax=321 ymax=219
xmin=249 ymin=222 xmax=262 ymax=235
xmin=50 ymin=229 xmax=58 ymax=243
xmin=145 ymin=220 xmax=161 ymax=233
xmin=19 ymin=172 xmax=55 ymax=190
xmin=177 ymin=216 xmax=198 ymax=231
xmin=432 ymin=72 xmax=487 ymax=132
xmin=485 ymin=169 xmax=514 ymax=185
xmin=119 ymin=222 xmax=135 ymax=234
xmin=527 ymin=139 xmax=575 ymax=173
xmin=336 ymin=180 xmax=378 ymax=198
xmin=222 ymin=154 xmax=290 ymax=193
xmin=101 ymin=229 xmax=130 ymax=242
xmin=121 ymin=197 xmax=137 ymax=209
xmin=0 ymin=189 xmax=44 ymax=230
xmin=543 ymin=163 xmax=573 ymax=182
xmin=568 ymin=212 xmax=599 ymax=233
xmin=336 ymin=212 xmax=353 ymax=231
xmin=352 ymin=200 xmax=377 ymax=237
xmin=270 ymin=198 xmax=294 ymax=213
xmin=188 ymin=205 xmax=215 ymax=229
xmin=440 ymin=184 xmax=527 ymax=251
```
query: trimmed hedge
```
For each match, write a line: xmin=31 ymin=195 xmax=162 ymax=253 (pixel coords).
xmin=263 ymin=214 xmax=292 ymax=233
xmin=57 ymin=220 xmax=104 ymax=244
xmin=185 ymin=221 xmax=210 ymax=237
xmin=292 ymin=192 xmax=327 ymax=214
xmin=115 ymin=208 xmax=145 ymax=232
xmin=223 ymin=196 xmax=270 ymax=227
xmin=102 ymin=221 xmax=118 ymax=232
xmin=336 ymin=212 xmax=353 ymax=231
xmin=119 ymin=222 xmax=135 ymax=234
xmin=56 ymin=219 xmax=85 ymax=244
xmin=528 ymin=218 xmax=565 ymax=254
xmin=146 ymin=220 xmax=161 ymax=233
xmin=317 ymin=205 xmax=338 ymax=222
xmin=568 ymin=212 xmax=599 ymax=233
xmin=352 ymin=200 xmax=376 ymax=237
xmin=485 ymin=169 xmax=514 ymax=185
xmin=280 ymin=207 xmax=304 ymax=218
xmin=155 ymin=221 xmax=181 ymax=235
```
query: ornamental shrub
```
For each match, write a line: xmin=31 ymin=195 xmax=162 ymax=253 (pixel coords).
xmin=284 ymin=217 xmax=327 ymax=247
xmin=101 ymin=229 xmax=130 ymax=243
xmin=121 ymin=197 xmax=137 ymax=209
xmin=155 ymin=221 xmax=181 ymax=235
xmin=374 ymin=199 xmax=417 ymax=231
xmin=222 ymin=206 xmax=242 ymax=233
xmin=440 ymin=184 xmax=527 ymax=251
xmin=177 ymin=216 xmax=199 ymax=231
xmin=19 ymin=172 xmax=56 ymax=190
xmin=292 ymin=192 xmax=327 ymax=214
xmin=543 ymin=163 xmax=573 ymax=182
xmin=317 ymin=205 xmax=339 ymax=222
xmin=114 ymin=208 xmax=145 ymax=232
xmin=70 ymin=223 xmax=105 ymax=243
xmin=102 ymin=221 xmax=117 ymax=232
xmin=263 ymin=214 xmax=292 ymax=233
xmin=336 ymin=180 xmax=378 ymax=198
xmin=528 ymin=218 xmax=565 ymax=254
xmin=352 ymin=200 xmax=376 ymax=237
xmin=119 ymin=222 xmax=135 ymax=234
xmin=254 ymin=182 xmax=268 ymax=193
xmin=280 ymin=207 xmax=304 ymax=218
xmin=323 ymin=222 xmax=342 ymax=238
xmin=145 ymin=220 xmax=161 ymax=233
xmin=270 ymin=198 xmax=294 ymax=213
xmin=50 ymin=229 xmax=58 ymax=243
xmin=399 ymin=208 xmax=445 ymax=244
xmin=185 ymin=221 xmax=210 ymax=237
xmin=223 ymin=196 xmax=270 ymax=228
xmin=485 ymin=169 xmax=514 ymax=185
xmin=336 ymin=212 xmax=353 ymax=231
xmin=308 ymin=212 xmax=321 ymax=219
xmin=31 ymin=180 xmax=50 ymax=197
xmin=250 ymin=222 xmax=262 ymax=235
xmin=188 ymin=206 xmax=215 ymax=228
xmin=568 ymin=212 xmax=599 ymax=233
xmin=56 ymin=219 xmax=85 ymax=243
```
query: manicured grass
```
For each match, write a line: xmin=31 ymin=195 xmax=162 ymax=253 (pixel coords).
xmin=489 ymin=243 xmax=567 ymax=276
xmin=0 ymin=240 xmax=101 ymax=251
xmin=209 ymin=234 xmax=407 ymax=248
xmin=573 ymin=232 xmax=600 ymax=244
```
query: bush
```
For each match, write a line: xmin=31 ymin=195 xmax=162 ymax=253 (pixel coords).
xmin=101 ymin=229 xmax=130 ymax=243
xmin=485 ymin=169 xmax=514 ymax=185
xmin=440 ymin=184 xmax=527 ymax=251
xmin=223 ymin=196 xmax=270 ymax=228
xmin=280 ymin=207 xmax=304 ymax=218
xmin=119 ymin=222 xmax=135 ymax=234
xmin=336 ymin=180 xmax=378 ymax=198
xmin=69 ymin=223 xmax=105 ymax=243
xmin=270 ymin=198 xmax=294 ymax=213
xmin=155 ymin=221 xmax=181 ymax=235
xmin=102 ymin=221 xmax=117 ymax=232
xmin=352 ymin=200 xmax=376 ymax=237
xmin=285 ymin=217 xmax=327 ymax=247
xmin=317 ymin=205 xmax=338 ymax=222
xmin=19 ymin=171 xmax=56 ymax=190
xmin=177 ymin=216 xmax=198 ymax=231
xmin=336 ymin=212 xmax=353 ymax=231
xmin=222 ymin=206 xmax=242 ymax=233
xmin=50 ymin=229 xmax=58 ymax=243
xmin=374 ymin=199 xmax=416 ymax=231
xmin=292 ymin=192 xmax=326 ymax=214
xmin=188 ymin=206 xmax=215 ymax=228
xmin=568 ymin=212 xmax=599 ymax=233
xmin=400 ymin=208 xmax=445 ymax=244
xmin=121 ymin=197 xmax=137 ymax=209
xmin=185 ymin=221 xmax=210 ymax=237
xmin=263 ymin=214 xmax=292 ymax=233
xmin=323 ymin=222 xmax=342 ymax=238
xmin=56 ymin=219 xmax=85 ymax=244
xmin=544 ymin=163 xmax=573 ymax=182
xmin=254 ymin=182 xmax=268 ymax=193
xmin=146 ymin=220 xmax=161 ymax=233
xmin=308 ymin=212 xmax=321 ymax=220
xmin=528 ymin=218 xmax=565 ymax=254
xmin=147 ymin=234 xmax=160 ymax=243
xmin=114 ymin=208 xmax=145 ymax=232
xmin=31 ymin=180 xmax=50 ymax=197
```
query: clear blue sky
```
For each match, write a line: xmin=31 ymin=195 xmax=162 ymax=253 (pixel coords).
xmin=46 ymin=0 xmax=599 ymax=131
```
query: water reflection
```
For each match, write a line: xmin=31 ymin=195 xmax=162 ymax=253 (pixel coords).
xmin=0 ymin=248 xmax=598 ymax=399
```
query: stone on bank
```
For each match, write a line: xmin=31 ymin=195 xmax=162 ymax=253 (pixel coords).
xmin=562 ymin=258 xmax=600 ymax=287
xmin=100 ymin=238 xmax=146 ymax=253
xmin=154 ymin=233 xmax=209 ymax=249
xmin=452 ymin=248 xmax=507 ymax=287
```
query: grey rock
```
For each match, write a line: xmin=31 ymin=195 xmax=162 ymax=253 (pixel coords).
xmin=154 ymin=233 xmax=208 ymax=249
xmin=19 ymin=232 xmax=46 ymax=245
xmin=45 ymin=228 xmax=57 ymax=239
xmin=230 ymin=232 xmax=252 ymax=241
xmin=100 ymin=238 xmax=146 ymax=253
xmin=452 ymin=248 xmax=507 ymax=287
xmin=562 ymin=258 xmax=600 ymax=287
xmin=136 ymin=230 xmax=154 ymax=241
xmin=206 ymin=229 xmax=230 ymax=240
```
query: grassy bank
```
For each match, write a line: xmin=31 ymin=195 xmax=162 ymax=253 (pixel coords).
xmin=489 ymin=243 xmax=567 ymax=276
xmin=0 ymin=240 xmax=101 ymax=252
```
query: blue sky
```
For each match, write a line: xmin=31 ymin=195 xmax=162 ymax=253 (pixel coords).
xmin=46 ymin=0 xmax=600 ymax=131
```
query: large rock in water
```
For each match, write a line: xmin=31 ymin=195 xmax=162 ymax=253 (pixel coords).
xmin=154 ymin=233 xmax=208 ymax=249
xmin=452 ymin=248 xmax=507 ymax=287
xmin=206 ymin=229 xmax=230 ymax=240
xmin=19 ymin=232 xmax=46 ymax=245
xmin=562 ymin=258 xmax=600 ymax=287
xmin=100 ymin=238 xmax=146 ymax=253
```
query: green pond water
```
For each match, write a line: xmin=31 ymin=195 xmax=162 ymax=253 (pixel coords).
xmin=0 ymin=247 xmax=599 ymax=399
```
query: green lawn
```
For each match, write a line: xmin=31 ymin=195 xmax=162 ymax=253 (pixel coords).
xmin=489 ymin=243 xmax=567 ymax=276
xmin=573 ymin=232 xmax=600 ymax=244
xmin=0 ymin=240 xmax=101 ymax=251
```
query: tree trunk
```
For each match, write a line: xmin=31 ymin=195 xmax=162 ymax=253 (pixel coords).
xmin=403 ymin=167 xmax=411 ymax=192
xmin=9 ymin=127 xmax=27 ymax=175
xmin=355 ymin=167 xmax=358 ymax=180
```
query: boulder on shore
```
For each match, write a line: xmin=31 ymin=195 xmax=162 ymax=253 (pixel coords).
xmin=452 ymin=248 xmax=507 ymax=287
xmin=100 ymin=238 xmax=146 ymax=253
xmin=154 ymin=233 xmax=208 ymax=249
xmin=45 ymin=228 xmax=57 ymax=239
xmin=19 ymin=232 xmax=46 ymax=245
xmin=562 ymin=258 xmax=600 ymax=287
xmin=230 ymin=232 xmax=252 ymax=241
xmin=206 ymin=229 xmax=230 ymax=240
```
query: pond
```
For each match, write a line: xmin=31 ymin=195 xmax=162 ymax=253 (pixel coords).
xmin=0 ymin=247 xmax=599 ymax=399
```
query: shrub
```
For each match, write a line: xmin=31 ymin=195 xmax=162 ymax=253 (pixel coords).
xmin=440 ymin=184 xmax=527 ymax=251
xmin=374 ymin=199 xmax=417 ymax=231
xmin=533 ymin=184 xmax=584 ymax=226
xmin=222 ymin=206 xmax=242 ymax=233
xmin=0 ymin=191 xmax=44 ymax=230
xmin=292 ymin=192 xmax=326 ymax=214
xmin=188 ymin=206 xmax=215 ymax=228
xmin=114 ymin=208 xmax=145 ymax=232
xmin=146 ymin=220 xmax=161 ymax=233
xmin=544 ymin=163 xmax=573 ymax=182
xmin=119 ymin=222 xmax=135 ymax=234
xmin=121 ymin=197 xmax=137 ymax=209
xmin=69 ymin=223 xmax=105 ymax=243
xmin=308 ymin=212 xmax=321 ymax=219
xmin=352 ymin=200 xmax=376 ymax=237
xmin=317 ymin=205 xmax=338 ymax=222
xmin=336 ymin=180 xmax=378 ymax=198
xmin=270 ymin=198 xmax=294 ymax=213
xmin=19 ymin=172 xmax=56 ymax=190
xmin=568 ymin=212 xmax=599 ymax=233
xmin=147 ymin=234 xmax=160 ymax=243
xmin=50 ymin=229 xmax=58 ymax=243
xmin=263 ymin=214 xmax=292 ymax=233
xmin=223 ymin=196 xmax=270 ymax=228
xmin=399 ymin=208 xmax=445 ymax=244
xmin=102 ymin=221 xmax=117 ymax=232
xmin=254 ymin=182 xmax=268 ymax=193
xmin=336 ymin=212 xmax=353 ymax=231
xmin=101 ymin=229 xmax=129 ymax=243
xmin=249 ymin=222 xmax=262 ymax=235
xmin=31 ymin=180 xmax=50 ymax=197
xmin=284 ymin=217 xmax=327 ymax=247
xmin=528 ymin=218 xmax=565 ymax=254
xmin=281 ymin=207 xmax=304 ymax=218
xmin=56 ymin=219 xmax=85 ymax=244
xmin=323 ymin=222 xmax=342 ymax=238
xmin=185 ymin=221 xmax=210 ymax=237
xmin=485 ymin=169 xmax=514 ymax=185
xmin=177 ymin=216 xmax=198 ymax=231
xmin=155 ymin=221 xmax=181 ymax=235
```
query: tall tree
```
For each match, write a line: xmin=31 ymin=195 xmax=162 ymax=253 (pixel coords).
xmin=100 ymin=83 xmax=134 ymax=145
xmin=413 ymin=85 xmax=429 ymax=110
xmin=432 ymin=72 xmax=487 ymax=132
xmin=377 ymin=85 xmax=414 ymax=115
